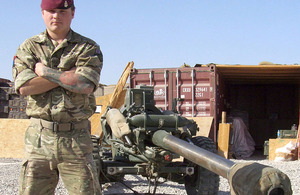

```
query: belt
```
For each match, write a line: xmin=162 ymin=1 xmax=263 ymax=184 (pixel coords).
xmin=30 ymin=118 xmax=89 ymax=132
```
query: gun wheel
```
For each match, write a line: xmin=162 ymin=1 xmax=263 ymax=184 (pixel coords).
xmin=91 ymin=135 xmax=101 ymax=175
xmin=184 ymin=136 xmax=220 ymax=195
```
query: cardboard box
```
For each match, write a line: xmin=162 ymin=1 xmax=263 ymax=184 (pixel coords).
xmin=268 ymin=138 xmax=298 ymax=161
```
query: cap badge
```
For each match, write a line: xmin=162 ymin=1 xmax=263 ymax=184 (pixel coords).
xmin=64 ymin=1 xmax=68 ymax=8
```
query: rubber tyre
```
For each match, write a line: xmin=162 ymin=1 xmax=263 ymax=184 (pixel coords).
xmin=184 ymin=136 xmax=220 ymax=195
xmin=91 ymin=135 xmax=101 ymax=175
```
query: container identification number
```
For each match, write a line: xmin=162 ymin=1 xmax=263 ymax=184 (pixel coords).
xmin=182 ymin=88 xmax=191 ymax=93
xmin=195 ymin=93 xmax=204 ymax=98
xmin=196 ymin=87 xmax=208 ymax=92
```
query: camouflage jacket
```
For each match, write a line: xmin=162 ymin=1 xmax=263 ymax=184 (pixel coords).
xmin=13 ymin=30 xmax=103 ymax=122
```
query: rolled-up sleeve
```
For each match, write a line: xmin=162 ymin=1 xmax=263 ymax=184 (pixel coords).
xmin=13 ymin=41 xmax=38 ymax=94
xmin=75 ymin=43 xmax=103 ymax=89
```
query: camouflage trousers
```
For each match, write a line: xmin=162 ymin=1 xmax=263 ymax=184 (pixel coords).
xmin=19 ymin=118 xmax=102 ymax=195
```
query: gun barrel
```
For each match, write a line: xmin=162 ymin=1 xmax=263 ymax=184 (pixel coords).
xmin=152 ymin=130 xmax=234 ymax=178
xmin=152 ymin=130 xmax=292 ymax=195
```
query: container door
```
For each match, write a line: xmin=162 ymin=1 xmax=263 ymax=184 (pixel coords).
xmin=130 ymin=69 xmax=170 ymax=110
xmin=130 ymin=66 xmax=218 ymax=141
xmin=174 ymin=67 xmax=215 ymax=118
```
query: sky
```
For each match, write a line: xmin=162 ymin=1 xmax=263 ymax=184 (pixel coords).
xmin=1 ymin=0 xmax=300 ymax=85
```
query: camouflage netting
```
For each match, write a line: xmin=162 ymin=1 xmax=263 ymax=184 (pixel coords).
xmin=228 ymin=162 xmax=292 ymax=195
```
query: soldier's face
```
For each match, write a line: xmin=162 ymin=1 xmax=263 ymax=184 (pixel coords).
xmin=42 ymin=8 xmax=75 ymax=37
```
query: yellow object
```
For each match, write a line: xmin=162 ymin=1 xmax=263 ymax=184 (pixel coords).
xmin=187 ymin=117 xmax=213 ymax=137
xmin=90 ymin=91 xmax=127 ymax=135
xmin=91 ymin=61 xmax=134 ymax=137
xmin=217 ymin=123 xmax=231 ymax=159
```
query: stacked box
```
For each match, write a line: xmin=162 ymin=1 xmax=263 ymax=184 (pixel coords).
xmin=264 ymin=140 xmax=269 ymax=156
xmin=0 ymin=87 xmax=10 ymax=118
xmin=278 ymin=130 xmax=298 ymax=139
xmin=0 ymin=82 xmax=29 ymax=119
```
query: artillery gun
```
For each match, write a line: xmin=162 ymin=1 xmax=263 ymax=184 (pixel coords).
xmin=94 ymin=85 xmax=292 ymax=195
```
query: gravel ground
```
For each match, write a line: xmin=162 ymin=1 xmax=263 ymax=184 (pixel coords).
xmin=1 ymin=156 xmax=299 ymax=195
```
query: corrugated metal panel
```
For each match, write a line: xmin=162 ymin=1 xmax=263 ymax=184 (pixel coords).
xmin=129 ymin=65 xmax=219 ymax=141
xmin=216 ymin=64 xmax=300 ymax=83
xmin=174 ymin=68 xmax=216 ymax=117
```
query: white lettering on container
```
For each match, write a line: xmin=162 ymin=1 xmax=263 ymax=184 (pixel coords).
xmin=182 ymin=88 xmax=191 ymax=93
xmin=196 ymin=106 xmax=207 ymax=111
xmin=155 ymin=89 xmax=165 ymax=96
xmin=195 ymin=93 xmax=204 ymax=98
xmin=196 ymin=87 xmax=208 ymax=92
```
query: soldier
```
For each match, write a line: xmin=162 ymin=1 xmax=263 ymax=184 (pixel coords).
xmin=12 ymin=0 xmax=103 ymax=194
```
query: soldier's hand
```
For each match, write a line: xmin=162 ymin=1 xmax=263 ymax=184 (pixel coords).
xmin=35 ymin=62 xmax=46 ymax=77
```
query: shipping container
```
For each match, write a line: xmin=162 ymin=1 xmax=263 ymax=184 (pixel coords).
xmin=130 ymin=64 xmax=300 ymax=149
xmin=129 ymin=64 xmax=222 ymax=142
xmin=217 ymin=64 xmax=299 ymax=148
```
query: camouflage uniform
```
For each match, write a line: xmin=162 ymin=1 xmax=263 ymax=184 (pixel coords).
xmin=13 ymin=30 xmax=103 ymax=195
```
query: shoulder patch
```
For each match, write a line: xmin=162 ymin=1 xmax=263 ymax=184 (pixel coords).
xmin=12 ymin=56 xmax=16 ymax=67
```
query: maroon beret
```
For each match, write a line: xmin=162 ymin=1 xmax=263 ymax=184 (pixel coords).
xmin=41 ymin=0 xmax=74 ymax=10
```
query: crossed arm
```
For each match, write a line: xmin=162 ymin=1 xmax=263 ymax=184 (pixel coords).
xmin=19 ymin=62 xmax=95 ymax=96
